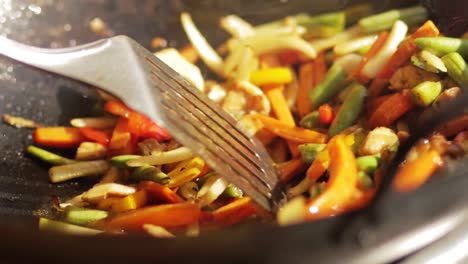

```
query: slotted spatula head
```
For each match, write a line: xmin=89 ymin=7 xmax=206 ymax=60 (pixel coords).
xmin=0 ymin=35 xmax=283 ymax=212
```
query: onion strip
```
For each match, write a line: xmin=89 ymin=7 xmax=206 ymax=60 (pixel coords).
xmin=126 ymin=147 xmax=194 ymax=167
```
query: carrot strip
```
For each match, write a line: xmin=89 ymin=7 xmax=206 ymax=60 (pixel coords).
xmin=348 ymin=31 xmax=389 ymax=82
xmin=378 ymin=20 xmax=440 ymax=78
xmin=139 ymin=181 xmax=184 ymax=204
xmin=277 ymin=158 xmax=305 ymax=184
xmin=296 ymin=61 xmax=315 ymax=118
xmin=33 ymin=127 xmax=85 ymax=148
xmin=264 ymin=85 xmax=295 ymax=126
xmin=305 ymin=134 xmax=358 ymax=220
xmin=212 ymin=197 xmax=257 ymax=226
xmin=313 ymin=52 xmax=327 ymax=85
xmin=100 ymin=202 xmax=201 ymax=231
xmin=255 ymin=128 xmax=277 ymax=145
xmin=108 ymin=117 xmax=134 ymax=156
xmin=367 ymin=78 xmax=389 ymax=97
xmin=306 ymin=152 xmax=330 ymax=181
xmin=79 ymin=127 xmax=110 ymax=146
xmin=435 ymin=114 xmax=468 ymax=137
xmin=251 ymin=114 xmax=327 ymax=143
xmin=393 ymin=149 xmax=443 ymax=192
xmin=369 ymin=92 xmax=414 ymax=128
xmin=366 ymin=94 xmax=392 ymax=115
xmin=179 ymin=44 xmax=199 ymax=64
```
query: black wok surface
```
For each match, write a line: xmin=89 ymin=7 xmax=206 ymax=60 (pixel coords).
xmin=0 ymin=0 xmax=467 ymax=263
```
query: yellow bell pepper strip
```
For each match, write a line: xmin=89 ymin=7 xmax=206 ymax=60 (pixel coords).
xmin=99 ymin=190 xmax=149 ymax=213
xmin=212 ymin=197 xmax=257 ymax=226
xmin=305 ymin=134 xmax=358 ymax=220
xmin=139 ymin=181 xmax=184 ymax=204
xmin=167 ymin=157 xmax=205 ymax=188
xmin=250 ymin=67 xmax=293 ymax=86
xmin=393 ymin=148 xmax=443 ymax=192
xmin=250 ymin=114 xmax=327 ymax=143
xmin=33 ymin=127 xmax=85 ymax=148
xmin=97 ymin=202 xmax=201 ymax=231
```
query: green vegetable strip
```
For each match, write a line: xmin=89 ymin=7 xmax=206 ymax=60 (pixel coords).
xmin=357 ymin=171 xmax=373 ymax=189
xmin=27 ymin=145 xmax=75 ymax=165
xmin=328 ymin=82 xmax=367 ymax=137
xmin=300 ymin=110 xmax=321 ymax=129
xmin=441 ymin=52 xmax=468 ymax=88
xmin=296 ymin=12 xmax=345 ymax=38
xmin=358 ymin=6 xmax=427 ymax=33
xmin=64 ymin=206 xmax=109 ymax=226
xmin=411 ymin=81 xmax=442 ymax=107
xmin=309 ymin=64 xmax=350 ymax=110
xmin=220 ymin=184 xmax=243 ymax=198
xmin=356 ymin=155 xmax=380 ymax=174
xmin=298 ymin=143 xmax=326 ymax=164
xmin=130 ymin=165 xmax=170 ymax=184
xmin=309 ymin=182 xmax=326 ymax=199
xmin=39 ymin=217 xmax=103 ymax=235
xmin=110 ymin=155 xmax=142 ymax=168
xmin=415 ymin=37 xmax=468 ymax=58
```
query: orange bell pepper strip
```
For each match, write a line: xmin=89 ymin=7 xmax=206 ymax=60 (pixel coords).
xmin=100 ymin=202 xmax=201 ymax=231
xmin=296 ymin=61 xmax=315 ymax=118
xmin=33 ymin=127 xmax=85 ymax=148
xmin=212 ymin=197 xmax=257 ymax=226
xmin=378 ymin=20 xmax=440 ymax=78
xmin=313 ymin=52 xmax=327 ymax=86
xmin=139 ymin=181 xmax=184 ymax=204
xmin=277 ymin=158 xmax=305 ymax=184
xmin=108 ymin=117 xmax=135 ymax=156
xmin=79 ymin=127 xmax=110 ymax=146
xmin=393 ymin=149 xmax=443 ymax=192
xmin=305 ymin=134 xmax=358 ymax=220
xmin=369 ymin=92 xmax=414 ymax=128
xmin=348 ymin=31 xmax=389 ymax=82
xmin=250 ymin=114 xmax=327 ymax=143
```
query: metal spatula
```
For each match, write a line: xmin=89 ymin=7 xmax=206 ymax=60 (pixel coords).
xmin=0 ymin=35 xmax=282 ymax=212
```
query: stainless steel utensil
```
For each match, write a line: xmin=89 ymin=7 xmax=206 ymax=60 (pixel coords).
xmin=0 ymin=35 xmax=282 ymax=212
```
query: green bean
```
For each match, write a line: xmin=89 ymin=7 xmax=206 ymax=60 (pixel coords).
xmin=64 ymin=206 xmax=108 ymax=226
xmin=27 ymin=145 xmax=75 ymax=165
xmin=359 ymin=6 xmax=428 ymax=33
xmin=299 ymin=110 xmax=321 ymax=129
xmin=415 ymin=37 xmax=468 ymax=58
xmin=328 ymin=82 xmax=367 ymax=137
xmin=110 ymin=155 xmax=141 ymax=168
xmin=357 ymin=171 xmax=373 ymax=190
xmin=296 ymin=12 xmax=345 ymax=38
xmin=309 ymin=64 xmax=350 ymax=110
xmin=356 ymin=155 xmax=380 ymax=174
xmin=220 ymin=184 xmax=243 ymax=198
xmin=309 ymin=182 xmax=326 ymax=199
xmin=441 ymin=52 xmax=468 ymax=88
xmin=130 ymin=165 xmax=169 ymax=184
xmin=410 ymin=81 xmax=442 ymax=107
xmin=298 ymin=143 xmax=326 ymax=164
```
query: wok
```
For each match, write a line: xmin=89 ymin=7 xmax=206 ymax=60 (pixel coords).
xmin=0 ymin=0 xmax=467 ymax=263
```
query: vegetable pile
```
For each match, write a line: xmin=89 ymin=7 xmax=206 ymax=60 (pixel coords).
xmin=5 ymin=4 xmax=468 ymax=236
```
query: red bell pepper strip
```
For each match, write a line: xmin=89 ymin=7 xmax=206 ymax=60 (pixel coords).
xmin=305 ymin=134 xmax=358 ymax=220
xmin=139 ymin=181 xmax=184 ymax=204
xmin=79 ymin=127 xmax=110 ymax=145
xmin=127 ymin=111 xmax=171 ymax=141
xmin=318 ymin=104 xmax=334 ymax=124
xmin=104 ymin=100 xmax=132 ymax=118
xmin=33 ymin=127 xmax=85 ymax=148
xmin=100 ymin=202 xmax=201 ymax=231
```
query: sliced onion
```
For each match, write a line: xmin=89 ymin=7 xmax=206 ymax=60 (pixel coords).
xmin=49 ymin=160 xmax=110 ymax=183
xmin=238 ymin=35 xmax=317 ymax=59
xmin=333 ymin=34 xmax=377 ymax=56
xmin=236 ymin=46 xmax=255 ymax=82
xmin=361 ymin=20 xmax=408 ymax=79
xmin=70 ymin=117 xmax=117 ymax=129
xmin=39 ymin=218 xmax=103 ymax=235
xmin=334 ymin=53 xmax=363 ymax=74
xmin=310 ymin=25 xmax=361 ymax=52
xmin=277 ymin=196 xmax=307 ymax=226
xmin=220 ymin=15 xmax=255 ymax=38
xmin=223 ymin=43 xmax=245 ymax=77
xmin=126 ymin=147 xmax=194 ymax=167
xmin=75 ymin=142 xmax=107 ymax=161
xmin=178 ymin=182 xmax=199 ymax=200
xmin=197 ymin=174 xmax=228 ymax=207
xmin=181 ymin=13 xmax=224 ymax=76
xmin=143 ymin=224 xmax=175 ymax=238
xmin=82 ymin=183 xmax=136 ymax=203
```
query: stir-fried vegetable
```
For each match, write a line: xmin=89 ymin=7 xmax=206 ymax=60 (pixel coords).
xmin=22 ymin=5 xmax=468 ymax=235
